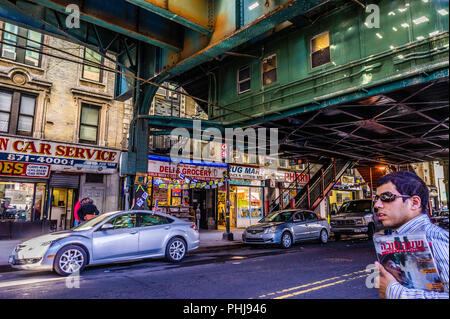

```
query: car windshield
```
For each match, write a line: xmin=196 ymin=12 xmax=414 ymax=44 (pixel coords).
xmin=258 ymin=211 xmax=296 ymax=223
xmin=71 ymin=212 xmax=118 ymax=231
xmin=338 ymin=201 xmax=372 ymax=214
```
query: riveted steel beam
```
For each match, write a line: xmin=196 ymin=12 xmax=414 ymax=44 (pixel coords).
xmin=126 ymin=0 xmax=213 ymax=35
xmin=27 ymin=0 xmax=183 ymax=51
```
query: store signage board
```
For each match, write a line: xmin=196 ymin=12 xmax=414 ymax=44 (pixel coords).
xmin=0 ymin=135 xmax=120 ymax=174
xmin=230 ymin=165 xmax=309 ymax=185
xmin=148 ymin=160 xmax=227 ymax=181
xmin=0 ymin=160 xmax=50 ymax=178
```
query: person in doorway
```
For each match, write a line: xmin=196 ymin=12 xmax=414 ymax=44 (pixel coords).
xmin=196 ymin=205 xmax=201 ymax=230
xmin=78 ymin=198 xmax=100 ymax=223
xmin=374 ymin=171 xmax=448 ymax=299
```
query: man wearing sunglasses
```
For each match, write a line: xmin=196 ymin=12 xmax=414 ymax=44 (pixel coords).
xmin=373 ymin=171 xmax=448 ymax=299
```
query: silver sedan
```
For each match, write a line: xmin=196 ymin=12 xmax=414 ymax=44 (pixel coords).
xmin=9 ymin=210 xmax=200 ymax=276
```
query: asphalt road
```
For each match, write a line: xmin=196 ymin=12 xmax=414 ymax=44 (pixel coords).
xmin=0 ymin=236 xmax=380 ymax=300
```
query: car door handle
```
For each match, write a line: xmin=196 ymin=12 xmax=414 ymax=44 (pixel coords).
xmin=129 ymin=230 xmax=139 ymax=235
xmin=164 ymin=226 xmax=171 ymax=230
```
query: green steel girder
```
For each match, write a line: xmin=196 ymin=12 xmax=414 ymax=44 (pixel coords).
xmin=27 ymin=0 xmax=184 ymax=52
xmin=146 ymin=115 xmax=224 ymax=132
xmin=125 ymin=0 xmax=213 ymax=35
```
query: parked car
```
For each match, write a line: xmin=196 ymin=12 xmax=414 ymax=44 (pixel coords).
xmin=330 ymin=199 xmax=384 ymax=240
xmin=9 ymin=210 xmax=199 ymax=276
xmin=242 ymin=209 xmax=330 ymax=248
xmin=430 ymin=209 xmax=449 ymax=230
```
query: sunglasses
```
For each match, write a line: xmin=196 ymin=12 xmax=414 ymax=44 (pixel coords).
xmin=373 ymin=192 xmax=411 ymax=203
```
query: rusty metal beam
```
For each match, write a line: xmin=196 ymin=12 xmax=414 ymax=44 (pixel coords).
xmin=126 ymin=0 xmax=213 ymax=35
xmin=28 ymin=0 xmax=183 ymax=51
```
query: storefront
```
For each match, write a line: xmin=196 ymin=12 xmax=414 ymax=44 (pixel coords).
xmin=329 ymin=175 xmax=365 ymax=212
xmin=147 ymin=155 xmax=227 ymax=229
xmin=0 ymin=135 xmax=121 ymax=237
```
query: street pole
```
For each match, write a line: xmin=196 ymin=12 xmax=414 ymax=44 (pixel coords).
xmin=223 ymin=164 xmax=233 ymax=241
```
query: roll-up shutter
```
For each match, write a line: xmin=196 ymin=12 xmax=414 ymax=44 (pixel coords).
xmin=49 ymin=173 xmax=80 ymax=188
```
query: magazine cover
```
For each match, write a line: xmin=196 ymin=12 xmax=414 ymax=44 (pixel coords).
xmin=373 ymin=233 xmax=445 ymax=292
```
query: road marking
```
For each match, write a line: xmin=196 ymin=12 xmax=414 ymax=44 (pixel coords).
xmin=274 ymin=274 xmax=370 ymax=299
xmin=257 ymin=269 xmax=370 ymax=299
xmin=0 ymin=277 xmax=66 ymax=289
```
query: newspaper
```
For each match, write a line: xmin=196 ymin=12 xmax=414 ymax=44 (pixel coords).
xmin=373 ymin=233 xmax=445 ymax=292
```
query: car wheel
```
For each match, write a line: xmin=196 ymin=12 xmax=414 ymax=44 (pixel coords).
xmin=367 ymin=224 xmax=375 ymax=239
xmin=334 ymin=233 xmax=341 ymax=241
xmin=54 ymin=245 xmax=87 ymax=276
xmin=280 ymin=232 xmax=293 ymax=249
xmin=166 ymin=237 xmax=187 ymax=263
xmin=319 ymin=229 xmax=328 ymax=244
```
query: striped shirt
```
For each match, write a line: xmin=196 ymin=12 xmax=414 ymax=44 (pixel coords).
xmin=386 ymin=214 xmax=449 ymax=299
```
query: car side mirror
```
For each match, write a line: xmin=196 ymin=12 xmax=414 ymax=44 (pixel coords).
xmin=101 ymin=223 xmax=114 ymax=231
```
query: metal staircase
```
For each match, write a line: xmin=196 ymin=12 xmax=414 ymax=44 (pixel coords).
xmin=269 ymin=159 xmax=353 ymax=213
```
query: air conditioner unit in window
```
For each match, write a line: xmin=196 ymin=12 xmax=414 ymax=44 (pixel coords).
xmin=2 ymin=48 xmax=16 ymax=60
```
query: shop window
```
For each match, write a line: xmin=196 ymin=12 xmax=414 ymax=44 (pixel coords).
xmin=262 ymin=55 xmax=277 ymax=86
xmin=85 ymin=173 xmax=104 ymax=184
xmin=311 ymin=32 xmax=331 ymax=68
xmin=1 ymin=22 xmax=42 ymax=67
xmin=0 ymin=182 xmax=34 ymax=221
xmin=82 ymin=48 xmax=103 ymax=82
xmin=79 ymin=103 xmax=100 ymax=144
xmin=0 ymin=90 xmax=36 ymax=136
xmin=237 ymin=65 xmax=251 ymax=94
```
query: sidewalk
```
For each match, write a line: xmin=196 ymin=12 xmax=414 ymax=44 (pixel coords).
xmin=0 ymin=228 xmax=245 ymax=267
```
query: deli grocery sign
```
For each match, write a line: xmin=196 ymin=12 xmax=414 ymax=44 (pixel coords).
xmin=0 ymin=160 xmax=50 ymax=178
xmin=148 ymin=160 xmax=227 ymax=181
xmin=0 ymin=135 xmax=120 ymax=173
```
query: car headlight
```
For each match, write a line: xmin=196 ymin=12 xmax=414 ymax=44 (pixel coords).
xmin=265 ymin=226 xmax=278 ymax=233
xmin=330 ymin=221 xmax=336 ymax=225
xmin=40 ymin=240 xmax=57 ymax=247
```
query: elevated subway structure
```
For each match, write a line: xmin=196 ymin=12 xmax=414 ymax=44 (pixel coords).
xmin=0 ymin=0 xmax=448 ymax=212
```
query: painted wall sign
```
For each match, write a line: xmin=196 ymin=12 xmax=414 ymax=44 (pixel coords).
xmin=0 ymin=160 xmax=50 ymax=178
xmin=0 ymin=135 xmax=120 ymax=174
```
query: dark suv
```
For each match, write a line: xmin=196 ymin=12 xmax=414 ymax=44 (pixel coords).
xmin=330 ymin=199 xmax=383 ymax=240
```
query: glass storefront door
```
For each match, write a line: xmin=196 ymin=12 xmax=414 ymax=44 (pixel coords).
xmin=49 ymin=188 xmax=75 ymax=231
xmin=235 ymin=186 xmax=263 ymax=228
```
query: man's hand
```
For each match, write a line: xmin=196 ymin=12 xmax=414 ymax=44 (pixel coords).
xmin=375 ymin=261 xmax=398 ymax=299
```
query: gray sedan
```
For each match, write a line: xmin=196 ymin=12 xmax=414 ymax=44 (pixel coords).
xmin=242 ymin=210 xmax=330 ymax=248
xmin=9 ymin=210 xmax=200 ymax=276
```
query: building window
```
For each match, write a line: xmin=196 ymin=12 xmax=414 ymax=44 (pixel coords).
xmin=262 ymin=55 xmax=277 ymax=86
xmin=237 ymin=65 xmax=251 ymax=94
xmin=0 ymin=90 xmax=36 ymax=136
xmin=1 ymin=23 xmax=42 ymax=67
xmin=82 ymin=48 xmax=103 ymax=82
xmin=311 ymin=32 xmax=331 ymax=68
xmin=79 ymin=103 xmax=100 ymax=144
xmin=85 ymin=173 xmax=104 ymax=183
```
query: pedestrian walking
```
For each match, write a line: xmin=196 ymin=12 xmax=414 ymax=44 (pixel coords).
xmin=78 ymin=198 xmax=100 ymax=223
xmin=373 ymin=171 xmax=448 ymax=299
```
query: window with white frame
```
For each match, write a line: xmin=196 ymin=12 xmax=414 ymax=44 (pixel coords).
xmin=0 ymin=90 xmax=36 ymax=136
xmin=1 ymin=22 xmax=42 ymax=67
xmin=237 ymin=65 xmax=251 ymax=94
xmin=79 ymin=103 xmax=100 ymax=144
